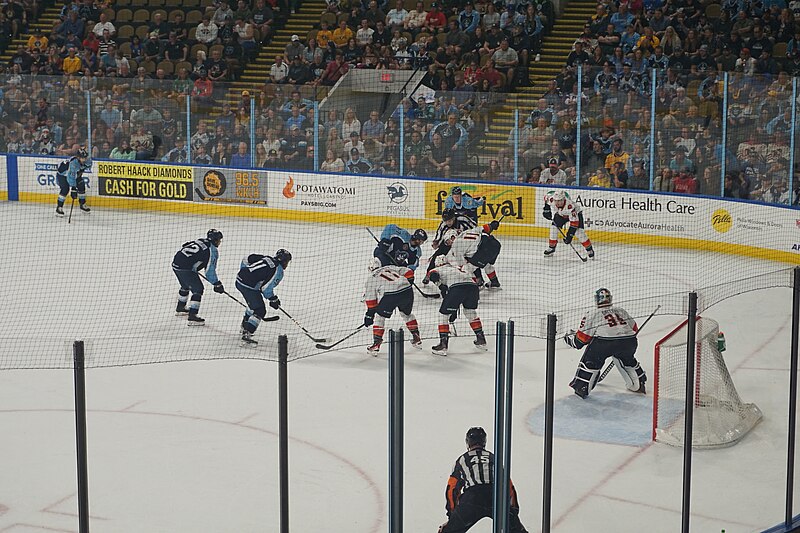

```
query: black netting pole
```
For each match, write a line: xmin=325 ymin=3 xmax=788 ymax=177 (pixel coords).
xmin=542 ymin=314 xmax=557 ymax=533
xmin=388 ymin=329 xmax=404 ymax=533
xmin=278 ymin=335 xmax=289 ymax=533
xmin=72 ymin=340 xmax=90 ymax=533
xmin=786 ymin=267 xmax=800 ymax=527
xmin=499 ymin=320 xmax=515 ymax=533
xmin=681 ymin=292 xmax=698 ymax=533
xmin=493 ymin=321 xmax=507 ymax=532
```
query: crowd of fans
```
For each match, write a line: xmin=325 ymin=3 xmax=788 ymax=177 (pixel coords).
xmin=1 ymin=0 xmax=800 ymax=204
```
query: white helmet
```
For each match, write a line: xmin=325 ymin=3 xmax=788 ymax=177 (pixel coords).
xmin=368 ymin=257 xmax=382 ymax=272
xmin=434 ymin=255 xmax=449 ymax=267
xmin=552 ymin=190 xmax=566 ymax=202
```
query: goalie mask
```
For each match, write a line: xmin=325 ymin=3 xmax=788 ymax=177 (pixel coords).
xmin=595 ymin=288 xmax=612 ymax=307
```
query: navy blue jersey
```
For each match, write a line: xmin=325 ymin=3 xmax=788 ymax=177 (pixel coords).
xmin=236 ymin=254 xmax=284 ymax=298
xmin=374 ymin=235 xmax=420 ymax=270
xmin=172 ymin=238 xmax=220 ymax=284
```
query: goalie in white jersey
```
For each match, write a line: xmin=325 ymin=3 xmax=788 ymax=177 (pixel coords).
xmin=446 ymin=219 xmax=502 ymax=289
xmin=564 ymin=288 xmax=647 ymax=398
xmin=363 ymin=257 xmax=422 ymax=354
xmin=427 ymin=256 xmax=487 ymax=356
xmin=542 ymin=190 xmax=595 ymax=259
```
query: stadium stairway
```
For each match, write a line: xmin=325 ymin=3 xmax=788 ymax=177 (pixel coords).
xmin=479 ymin=0 xmax=596 ymax=165
xmin=224 ymin=0 xmax=327 ymax=103
xmin=0 ymin=5 xmax=62 ymax=63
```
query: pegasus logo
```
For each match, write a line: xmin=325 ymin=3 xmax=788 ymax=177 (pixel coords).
xmin=387 ymin=182 xmax=408 ymax=203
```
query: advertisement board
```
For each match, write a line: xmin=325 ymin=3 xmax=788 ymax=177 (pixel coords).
xmin=424 ymin=181 xmax=537 ymax=226
xmin=268 ymin=171 xmax=425 ymax=219
xmin=0 ymin=155 xmax=6 ymax=195
xmin=97 ymin=162 xmax=193 ymax=201
xmin=193 ymin=166 xmax=269 ymax=206
xmin=16 ymin=155 xmax=94 ymax=195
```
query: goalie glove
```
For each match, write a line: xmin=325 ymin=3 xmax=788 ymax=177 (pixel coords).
xmin=564 ymin=226 xmax=576 ymax=244
xmin=564 ymin=329 xmax=579 ymax=349
xmin=543 ymin=203 xmax=552 ymax=220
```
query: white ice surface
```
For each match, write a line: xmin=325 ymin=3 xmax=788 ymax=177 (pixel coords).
xmin=0 ymin=201 xmax=797 ymax=532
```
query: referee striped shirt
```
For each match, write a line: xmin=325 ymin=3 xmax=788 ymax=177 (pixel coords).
xmin=434 ymin=215 xmax=477 ymax=245
xmin=446 ymin=448 xmax=494 ymax=512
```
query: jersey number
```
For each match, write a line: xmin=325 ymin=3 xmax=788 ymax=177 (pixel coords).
xmin=180 ymin=240 xmax=207 ymax=257
xmin=470 ymin=456 xmax=489 ymax=465
xmin=604 ymin=313 xmax=628 ymax=327
xmin=248 ymin=258 xmax=275 ymax=272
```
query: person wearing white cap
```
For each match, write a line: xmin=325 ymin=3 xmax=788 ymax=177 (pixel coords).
xmin=284 ymin=34 xmax=305 ymax=62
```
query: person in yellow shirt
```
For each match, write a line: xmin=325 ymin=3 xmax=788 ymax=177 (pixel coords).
xmin=27 ymin=30 xmax=48 ymax=52
xmin=635 ymin=27 xmax=659 ymax=57
xmin=332 ymin=19 xmax=353 ymax=47
xmin=588 ymin=167 xmax=612 ymax=188
xmin=604 ymin=138 xmax=630 ymax=170
xmin=316 ymin=20 xmax=333 ymax=48
xmin=62 ymin=47 xmax=82 ymax=75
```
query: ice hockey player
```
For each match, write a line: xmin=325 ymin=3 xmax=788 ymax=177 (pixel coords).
xmin=374 ymin=224 xmax=428 ymax=271
xmin=171 ymin=229 xmax=225 ymax=326
xmin=444 ymin=186 xmax=485 ymax=222
xmin=564 ymin=288 xmax=647 ymax=399
xmin=446 ymin=219 xmax=502 ymax=289
xmin=542 ymin=189 xmax=595 ymax=258
xmin=363 ymin=257 xmax=422 ymax=354
xmin=235 ymin=249 xmax=292 ymax=346
xmin=427 ymin=256 xmax=486 ymax=356
xmin=438 ymin=427 xmax=528 ymax=533
xmin=55 ymin=147 xmax=92 ymax=216
xmin=424 ymin=208 xmax=477 ymax=283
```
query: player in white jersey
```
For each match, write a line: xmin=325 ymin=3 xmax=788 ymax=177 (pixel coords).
xmin=424 ymin=208 xmax=477 ymax=284
xmin=564 ymin=288 xmax=647 ymax=398
xmin=542 ymin=189 xmax=595 ymax=259
xmin=363 ymin=257 xmax=422 ymax=354
xmin=446 ymin=220 xmax=502 ymax=289
xmin=427 ymin=256 xmax=487 ymax=356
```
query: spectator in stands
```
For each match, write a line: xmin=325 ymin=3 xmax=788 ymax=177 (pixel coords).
xmin=321 ymin=147 xmax=345 ymax=172
xmin=205 ymin=47 xmax=228 ymax=82
xmin=213 ymin=1 xmax=234 ymax=25
xmin=149 ymin=12 xmax=171 ymax=42
xmin=587 ymin=166 xmax=611 ymax=187
xmin=267 ymin=54 xmax=288 ymax=83
xmin=423 ymin=2 xmax=446 ymax=33
xmin=386 ymin=0 xmax=409 ymax=31
xmin=196 ymin=15 xmax=219 ymax=45
xmin=333 ymin=19 xmax=353 ymax=47
xmin=162 ymin=137 xmax=188 ymax=163
xmin=109 ymin=139 xmax=136 ymax=160
xmin=164 ymin=31 xmax=188 ymax=62
xmin=362 ymin=110 xmax=385 ymax=141
xmin=230 ymin=141 xmax=251 ymax=167
xmin=347 ymin=147 xmax=374 ymax=173
xmin=405 ymin=1 xmax=426 ymax=36
xmin=286 ymin=55 xmax=311 ymax=84
xmin=492 ymin=38 xmax=518 ymax=90
xmin=285 ymin=33 xmax=305 ymax=61
xmin=426 ymin=132 xmax=450 ymax=177
xmin=92 ymin=11 xmax=115 ymax=38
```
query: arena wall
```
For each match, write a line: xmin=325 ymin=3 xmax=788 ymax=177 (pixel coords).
xmin=7 ymin=154 xmax=800 ymax=264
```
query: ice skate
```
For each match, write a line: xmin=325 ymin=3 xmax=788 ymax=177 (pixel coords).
xmin=484 ymin=278 xmax=501 ymax=290
xmin=570 ymin=379 xmax=589 ymax=399
xmin=474 ymin=333 xmax=487 ymax=351
xmin=187 ymin=314 xmax=206 ymax=326
xmin=410 ymin=330 xmax=422 ymax=349
xmin=431 ymin=339 xmax=448 ymax=356
xmin=587 ymin=248 xmax=595 ymax=260
xmin=240 ymin=331 xmax=258 ymax=346
xmin=544 ymin=246 xmax=556 ymax=256
xmin=55 ymin=206 xmax=65 ymax=217
xmin=633 ymin=381 xmax=646 ymax=394
xmin=175 ymin=303 xmax=188 ymax=316
xmin=367 ymin=341 xmax=382 ymax=355
xmin=79 ymin=204 xmax=91 ymax=213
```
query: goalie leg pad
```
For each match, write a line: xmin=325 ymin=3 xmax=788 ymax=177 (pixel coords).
xmin=570 ymin=361 xmax=600 ymax=399
xmin=613 ymin=357 xmax=647 ymax=393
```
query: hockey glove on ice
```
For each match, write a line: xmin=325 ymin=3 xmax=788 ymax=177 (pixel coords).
xmin=70 ymin=187 xmax=78 ymax=199
xmin=543 ymin=203 xmax=552 ymax=220
xmin=213 ymin=282 xmax=225 ymax=294
xmin=363 ymin=312 xmax=374 ymax=327
xmin=268 ymin=296 xmax=281 ymax=309
xmin=564 ymin=226 xmax=576 ymax=244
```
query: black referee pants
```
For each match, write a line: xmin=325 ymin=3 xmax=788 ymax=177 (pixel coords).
xmin=442 ymin=486 xmax=527 ymax=533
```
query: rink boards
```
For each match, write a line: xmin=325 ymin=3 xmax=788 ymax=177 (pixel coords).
xmin=3 ymin=153 xmax=800 ymax=264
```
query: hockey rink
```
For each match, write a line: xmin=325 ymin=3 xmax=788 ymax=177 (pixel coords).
xmin=0 ymin=201 xmax=797 ymax=532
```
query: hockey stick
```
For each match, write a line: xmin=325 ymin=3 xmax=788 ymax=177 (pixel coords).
xmin=197 ymin=273 xmax=278 ymax=321
xmin=596 ymin=304 xmax=662 ymax=384
xmin=556 ymin=225 xmax=588 ymax=262
xmin=365 ymin=227 xmax=441 ymax=299
xmin=278 ymin=306 xmax=327 ymax=343
xmin=68 ymin=197 xmax=75 ymax=224
xmin=316 ymin=324 xmax=366 ymax=350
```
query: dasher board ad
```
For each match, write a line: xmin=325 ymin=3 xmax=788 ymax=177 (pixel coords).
xmin=193 ymin=167 xmax=268 ymax=206
xmin=97 ymin=162 xmax=193 ymax=202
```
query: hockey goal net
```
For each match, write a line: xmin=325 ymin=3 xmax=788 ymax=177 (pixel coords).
xmin=652 ymin=317 xmax=762 ymax=448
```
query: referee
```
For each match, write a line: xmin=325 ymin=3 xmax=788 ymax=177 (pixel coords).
xmin=438 ymin=427 xmax=528 ymax=533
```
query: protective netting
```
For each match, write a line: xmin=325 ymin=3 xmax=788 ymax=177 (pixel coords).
xmin=652 ymin=316 xmax=763 ymax=448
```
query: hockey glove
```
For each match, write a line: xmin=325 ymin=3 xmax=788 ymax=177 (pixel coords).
xmin=564 ymin=226 xmax=577 ymax=244
xmin=488 ymin=220 xmax=500 ymax=231
xmin=363 ymin=312 xmax=374 ymax=327
xmin=268 ymin=296 xmax=281 ymax=309
xmin=543 ymin=203 xmax=552 ymax=220
xmin=449 ymin=313 xmax=457 ymax=323
xmin=563 ymin=329 xmax=578 ymax=349
xmin=428 ymin=271 xmax=440 ymax=284
xmin=70 ymin=187 xmax=78 ymax=199
xmin=439 ymin=284 xmax=449 ymax=297
xmin=213 ymin=282 xmax=225 ymax=294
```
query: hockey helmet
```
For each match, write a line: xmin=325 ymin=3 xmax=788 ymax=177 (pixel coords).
xmin=551 ymin=190 xmax=566 ymax=202
xmin=434 ymin=254 xmax=448 ymax=267
xmin=465 ymin=426 xmax=487 ymax=447
xmin=275 ymin=249 xmax=292 ymax=267
xmin=412 ymin=228 xmax=428 ymax=243
xmin=450 ymin=186 xmax=462 ymax=196
xmin=77 ymin=147 xmax=89 ymax=159
xmin=595 ymin=288 xmax=612 ymax=307
xmin=442 ymin=208 xmax=456 ymax=222
xmin=207 ymin=228 xmax=223 ymax=244
xmin=368 ymin=257 xmax=382 ymax=272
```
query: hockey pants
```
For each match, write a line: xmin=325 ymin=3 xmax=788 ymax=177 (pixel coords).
xmin=441 ymin=486 xmax=528 ymax=533
xmin=57 ymin=174 xmax=87 ymax=207
xmin=237 ymin=281 xmax=268 ymax=334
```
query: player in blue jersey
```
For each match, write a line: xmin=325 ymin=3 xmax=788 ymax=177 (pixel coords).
xmin=444 ymin=186 xmax=485 ymax=222
xmin=235 ymin=248 xmax=292 ymax=346
xmin=374 ymin=224 xmax=428 ymax=271
xmin=55 ymin=147 xmax=92 ymax=217
xmin=171 ymin=229 xmax=225 ymax=325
